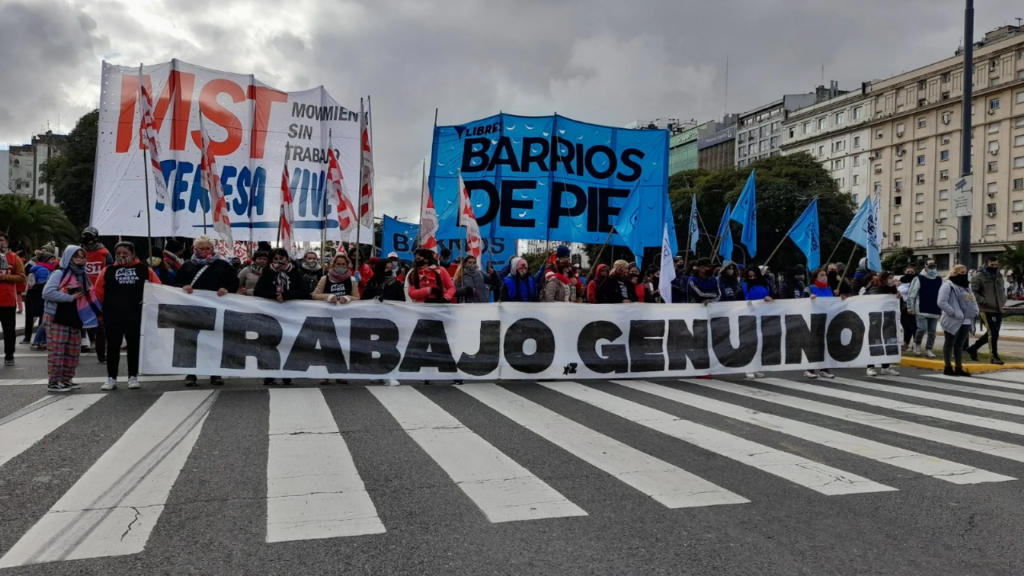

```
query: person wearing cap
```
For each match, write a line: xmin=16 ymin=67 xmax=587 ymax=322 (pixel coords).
xmin=162 ymin=239 xmax=186 ymax=273
xmin=93 ymin=242 xmax=162 ymax=390
xmin=408 ymin=248 xmax=456 ymax=303
xmin=687 ymin=258 xmax=720 ymax=306
xmin=500 ymin=257 xmax=537 ymax=302
xmin=238 ymin=250 xmax=268 ymax=296
xmin=386 ymin=252 xmax=404 ymax=283
xmin=297 ymin=250 xmax=324 ymax=296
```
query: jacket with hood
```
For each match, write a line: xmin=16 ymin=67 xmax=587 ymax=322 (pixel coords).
xmin=28 ymin=260 xmax=57 ymax=294
xmin=541 ymin=267 xmax=572 ymax=303
xmin=42 ymin=246 xmax=88 ymax=318
xmin=970 ymin=266 xmax=1007 ymax=313
xmin=255 ymin=264 xmax=311 ymax=301
xmin=686 ymin=273 xmax=720 ymax=304
xmin=0 ymin=250 xmax=27 ymax=307
xmin=586 ymin=264 xmax=609 ymax=304
xmin=850 ymin=258 xmax=869 ymax=296
xmin=408 ymin=264 xmax=456 ymax=303
xmin=455 ymin=266 xmax=490 ymax=303
xmin=938 ymin=279 xmax=980 ymax=335
xmin=717 ymin=262 xmax=745 ymax=302
xmin=598 ymin=271 xmax=632 ymax=304
xmin=93 ymin=258 xmax=162 ymax=321
xmin=906 ymin=269 xmax=943 ymax=317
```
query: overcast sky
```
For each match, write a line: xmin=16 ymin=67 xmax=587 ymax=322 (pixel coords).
xmin=1 ymin=0 xmax=1021 ymax=220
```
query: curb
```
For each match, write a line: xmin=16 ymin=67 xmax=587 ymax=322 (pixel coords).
xmin=899 ymin=356 xmax=1024 ymax=373
xmin=936 ymin=332 xmax=1024 ymax=343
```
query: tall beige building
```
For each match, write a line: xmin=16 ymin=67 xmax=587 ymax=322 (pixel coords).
xmin=783 ymin=24 xmax=1024 ymax=270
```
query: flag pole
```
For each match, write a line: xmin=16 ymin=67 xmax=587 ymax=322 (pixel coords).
xmin=354 ymin=97 xmax=364 ymax=267
xmin=587 ymin=226 xmax=616 ymax=279
xmin=836 ymin=243 xmax=859 ymax=293
xmin=322 ymin=129 xmax=331 ymax=264
xmin=824 ymin=238 xmax=844 ymax=267
xmin=368 ymin=95 xmax=377 ymax=258
xmin=278 ymin=143 xmax=288 ymax=249
xmin=138 ymin=64 xmax=154 ymax=262
xmin=761 ymin=234 xmax=790 ymax=268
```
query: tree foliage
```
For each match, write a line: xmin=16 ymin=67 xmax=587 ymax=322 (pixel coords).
xmin=668 ymin=153 xmax=858 ymax=271
xmin=41 ymin=109 xmax=98 ymax=229
xmin=998 ymin=241 xmax=1024 ymax=287
xmin=881 ymin=247 xmax=919 ymax=272
xmin=0 ymin=194 xmax=78 ymax=254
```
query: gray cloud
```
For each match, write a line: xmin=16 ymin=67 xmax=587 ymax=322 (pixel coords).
xmin=2 ymin=0 xmax=1021 ymax=220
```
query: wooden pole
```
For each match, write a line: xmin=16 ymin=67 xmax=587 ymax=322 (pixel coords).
xmin=760 ymin=234 xmax=790 ymax=269
xmin=824 ymin=238 xmax=844 ymax=268
xmin=354 ymin=97 xmax=364 ymax=266
xmin=587 ymin=227 xmax=616 ymax=279
xmin=322 ymin=129 xmax=331 ymax=264
xmin=835 ymin=243 xmax=859 ymax=294
xmin=367 ymin=95 xmax=377 ymax=258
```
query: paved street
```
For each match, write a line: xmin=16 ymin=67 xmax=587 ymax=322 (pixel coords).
xmin=4 ymin=347 xmax=1024 ymax=575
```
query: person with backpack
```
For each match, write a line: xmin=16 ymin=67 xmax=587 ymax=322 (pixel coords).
xmin=25 ymin=251 xmax=56 ymax=350
xmin=175 ymin=235 xmax=239 ymax=387
xmin=312 ymin=253 xmax=361 ymax=304
xmin=500 ymin=257 xmax=537 ymax=302
xmin=0 ymin=232 xmax=27 ymax=366
xmin=408 ymin=248 xmax=456 ymax=303
xmin=939 ymin=265 xmax=979 ymax=377
xmin=93 ymin=242 xmax=162 ymax=390
xmin=41 ymin=246 xmax=99 ymax=391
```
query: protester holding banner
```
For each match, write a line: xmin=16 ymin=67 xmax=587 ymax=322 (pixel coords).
xmin=408 ymin=248 xmax=456 ymax=304
xmin=717 ymin=261 xmax=745 ymax=302
xmin=686 ymin=258 xmax=719 ymax=306
xmin=939 ymin=264 xmax=979 ymax=377
xmin=93 ymin=242 xmax=162 ymax=391
xmin=485 ymin=264 xmax=501 ymax=302
xmin=297 ymin=250 xmax=324 ymax=296
xmin=863 ymin=271 xmax=901 ymax=377
xmin=0 ymin=232 xmax=27 ymax=366
xmin=800 ymin=267 xmax=837 ymax=380
xmin=827 ymin=263 xmax=853 ymax=298
xmin=175 ymin=235 xmax=238 ymax=387
xmin=254 ymin=248 xmax=309 ymax=386
xmin=743 ymin=266 xmax=774 ymax=302
xmin=500 ymin=257 xmax=537 ymax=302
xmin=237 ymin=250 xmax=268 ymax=296
xmin=778 ymin=265 xmax=808 ymax=300
xmin=454 ymin=255 xmax=489 ymax=304
xmin=541 ymin=259 xmax=575 ymax=303
xmin=81 ymin=227 xmax=112 ymax=363
xmin=362 ymin=258 xmax=405 ymax=302
xmin=312 ymin=253 xmax=361 ymax=304
xmin=585 ymin=264 xmax=609 ymax=304
xmin=627 ymin=264 xmax=647 ymax=303
xmin=598 ymin=260 xmax=633 ymax=304
xmin=41 ymin=246 xmax=94 ymax=392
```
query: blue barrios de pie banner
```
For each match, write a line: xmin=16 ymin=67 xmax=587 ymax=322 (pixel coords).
xmin=381 ymin=215 xmax=517 ymax=268
xmin=429 ymin=113 xmax=670 ymax=248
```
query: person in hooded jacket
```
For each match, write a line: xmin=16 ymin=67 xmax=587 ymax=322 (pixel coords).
xmin=717 ymin=261 xmax=745 ymax=302
xmin=586 ymin=263 xmax=610 ymax=304
xmin=906 ymin=259 xmax=943 ymax=358
xmin=313 ymin=253 xmax=361 ymax=304
xmin=779 ymin=265 xmax=808 ymax=299
xmin=297 ymin=250 xmax=324 ymax=295
xmin=175 ymin=235 xmax=239 ymax=387
xmin=454 ymin=255 xmax=490 ymax=303
xmin=850 ymin=258 xmax=870 ymax=295
xmin=25 ymin=251 xmax=56 ymax=350
xmin=93 ymin=242 xmax=162 ymax=391
xmin=500 ymin=257 xmax=537 ymax=302
xmin=862 ymin=271 xmax=901 ymax=376
xmin=687 ymin=258 xmax=720 ymax=305
xmin=484 ymin=263 xmax=501 ymax=302
xmin=598 ymin=260 xmax=633 ymax=304
xmin=162 ymin=238 xmax=186 ymax=273
xmin=148 ymin=246 xmax=176 ymax=286
xmin=362 ymin=258 xmax=405 ymax=302
xmin=897 ymin=267 xmax=917 ymax=350
xmin=238 ymin=250 xmax=268 ymax=296
xmin=408 ymin=248 xmax=456 ymax=303
xmin=541 ymin=259 xmax=575 ymax=303
xmin=41 ymin=246 xmax=95 ymax=392
xmin=627 ymin=264 xmax=649 ymax=303
xmin=939 ymin=265 xmax=979 ymax=377
xmin=743 ymin=265 xmax=774 ymax=301
xmin=255 ymin=248 xmax=310 ymax=386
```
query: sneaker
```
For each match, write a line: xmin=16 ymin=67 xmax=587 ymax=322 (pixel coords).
xmin=127 ymin=376 xmax=140 ymax=389
xmin=754 ymin=372 xmax=765 ymax=378
xmin=47 ymin=382 xmax=71 ymax=393
xmin=943 ymin=365 xmax=956 ymax=376
xmin=386 ymin=379 xmax=401 ymax=386
xmin=263 ymin=378 xmax=275 ymax=386
xmin=745 ymin=373 xmax=758 ymax=380
xmin=209 ymin=376 xmax=224 ymax=386
xmin=20 ymin=339 xmax=30 ymax=345
xmin=319 ymin=379 xmax=330 ymax=386
xmin=911 ymin=343 xmax=921 ymax=356
xmin=866 ymin=367 xmax=878 ymax=377
xmin=30 ymin=343 xmax=43 ymax=351
xmin=992 ymin=357 xmax=1005 ymax=366
xmin=184 ymin=375 xmax=198 ymax=387
xmin=3 ymin=358 xmax=13 ymax=367
xmin=880 ymin=367 xmax=900 ymax=376
xmin=955 ymin=367 xmax=972 ymax=378
xmin=967 ymin=347 xmax=979 ymax=362
xmin=925 ymin=349 xmax=937 ymax=359
xmin=804 ymin=370 xmax=818 ymax=379
xmin=64 ymin=381 xmax=81 ymax=390
xmin=101 ymin=378 xmax=117 ymax=391
xmin=819 ymin=370 xmax=835 ymax=379
xmin=81 ymin=344 xmax=91 ymax=353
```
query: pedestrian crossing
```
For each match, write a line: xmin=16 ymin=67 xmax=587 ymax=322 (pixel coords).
xmin=2 ymin=371 xmax=1024 ymax=569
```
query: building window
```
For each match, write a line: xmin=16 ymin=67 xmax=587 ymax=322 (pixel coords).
xmin=875 ymin=182 xmax=883 ymax=192
xmin=853 ymin=174 xmax=860 ymax=185
xmin=835 ymin=178 xmax=845 ymax=188
xmin=876 ymin=130 xmax=884 ymax=139
xmin=1015 ymin=222 xmax=1024 ymax=234
xmin=989 ymin=123 xmax=1000 ymax=134
xmin=942 ymin=73 xmax=951 ymax=83
xmin=835 ymin=111 xmax=846 ymax=125
xmin=818 ymin=118 xmax=827 ymax=131
xmin=759 ymin=126 xmax=768 ymax=138
xmin=988 ymin=182 xmax=998 ymax=194
xmin=1014 ymin=200 xmax=1024 ymax=211
xmin=918 ymin=118 xmax=927 ymax=128
xmin=990 ymin=141 xmax=1000 ymax=154
xmin=788 ymin=127 xmax=795 ymax=139
xmin=853 ymin=135 xmax=861 ymax=148
xmin=771 ymin=121 xmax=780 ymax=133
xmin=989 ymin=161 xmax=999 ymax=172
xmin=895 ymin=159 xmax=904 ymax=170
xmin=893 ymin=214 xmax=902 ymax=224
xmin=1016 ymin=135 xmax=1024 ymax=147
xmin=986 ymin=224 xmax=997 ymax=236
xmin=942 ymin=112 xmax=952 ymax=124
xmin=916 ymin=140 xmax=927 ymax=151
xmin=804 ymin=121 xmax=812 ymax=134
xmin=1016 ymin=117 xmax=1024 ymax=128
xmin=853 ymin=156 xmax=861 ymax=167
xmin=988 ymin=203 xmax=998 ymax=214
xmin=939 ymin=229 xmax=948 ymax=240
xmin=918 ymin=80 xmax=927 ymax=91
xmin=894 ymin=196 xmax=903 ymax=206
xmin=1015 ymin=178 xmax=1024 ymax=190
xmin=939 ymin=208 xmax=949 ymax=219
xmin=1017 ymin=91 xmax=1024 ymax=104
xmin=941 ymin=150 xmax=950 ymax=161
xmin=942 ymin=91 xmax=951 ymax=101
xmin=833 ymin=158 xmax=845 ymax=170
xmin=770 ymin=136 xmax=780 ymax=148
xmin=940 ymin=169 xmax=950 ymax=180
xmin=896 ymin=123 xmax=906 ymax=135
xmin=819 ymin=145 xmax=825 ymax=156
xmin=915 ymin=231 xmax=925 ymax=241
xmin=991 ymin=78 xmax=1001 ymax=87
xmin=917 ymin=155 xmax=926 ymax=166
xmin=917 ymin=174 xmax=926 ymax=184
xmin=895 ymin=178 xmax=904 ymax=190
xmin=894 ymin=232 xmax=903 ymax=243
xmin=942 ymin=134 xmax=951 ymax=144
xmin=853 ymin=194 xmax=859 ymax=204
xmin=853 ymin=107 xmax=864 ymax=120
xmin=939 ymin=189 xmax=949 ymax=200
xmin=833 ymin=140 xmax=846 ymax=152
xmin=991 ymin=98 xmax=1001 ymax=110
xmin=916 ymin=193 xmax=925 ymax=204
xmin=748 ymin=144 xmax=756 ymax=154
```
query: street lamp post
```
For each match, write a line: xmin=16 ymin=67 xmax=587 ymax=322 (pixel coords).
xmin=959 ymin=0 xmax=974 ymax=269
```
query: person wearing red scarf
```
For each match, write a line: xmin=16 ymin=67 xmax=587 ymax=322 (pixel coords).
xmin=541 ymin=260 xmax=574 ymax=302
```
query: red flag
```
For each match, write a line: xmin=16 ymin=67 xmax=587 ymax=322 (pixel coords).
xmin=358 ymin=100 xmax=374 ymax=229
xmin=418 ymin=162 xmax=438 ymax=253
xmin=457 ymin=173 xmax=482 ymax=260
xmin=137 ymin=67 xmax=169 ymax=206
xmin=279 ymin=158 xmax=296 ymax=255
xmin=198 ymin=114 xmax=233 ymax=250
xmin=326 ymin=145 xmax=358 ymax=237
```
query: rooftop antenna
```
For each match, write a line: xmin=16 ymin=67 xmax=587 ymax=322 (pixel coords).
xmin=1017 ymin=17 xmax=1022 ymax=27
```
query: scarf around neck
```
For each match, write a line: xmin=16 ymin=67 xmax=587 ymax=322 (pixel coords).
xmin=191 ymin=253 xmax=218 ymax=266
xmin=328 ymin=266 xmax=352 ymax=284
xmin=271 ymin=261 xmax=294 ymax=294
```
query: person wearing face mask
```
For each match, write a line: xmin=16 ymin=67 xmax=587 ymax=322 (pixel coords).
xmin=41 ymin=246 xmax=96 ymax=392
xmin=862 ymin=271 xmax=901 ymax=377
xmin=80 ymin=227 xmax=113 ymax=363
xmin=312 ymin=253 xmax=361 ymax=304
xmin=454 ymin=255 xmax=489 ymax=303
xmin=162 ymin=239 xmax=186 ymax=273
xmin=827 ymin=264 xmax=852 ymax=298
xmin=906 ymin=259 xmax=943 ymax=358
xmin=408 ymin=248 xmax=456 ymax=303
xmin=484 ymin=263 xmax=501 ymax=302
xmin=175 ymin=235 xmax=239 ymax=387
xmin=939 ymin=265 xmax=979 ymax=377
xmin=585 ymin=263 xmax=609 ymax=304
xmin=801 ymin=268 xmax=838 ymax=379
xmin=898 ymin=267 xmax=917 ymax=350
xmin=26 ymin=251 xmax=57 ymax=350
xmin=148 ymin=246 xmax=176 ymax=285
xmin=540 ymin=259 xmax=573 ymax=303
xmin=500 ymin=257 xmax=537 ymax=302
xmin=687 ymin=258 xmax=720 ymax=306
xmin=717 ymin=261 xmax=745 ymax=302
xmin=255 ymin=248 xmax=310 ymax=386
xmin=93 ymin=242 xmax=162 ymax=391
xmin=297 ymin=250 xmax=324 ymax=295
xmin=779 ymin=265 xmax=808 ymax=300
xmin=0 ymin=232 xmax=27 ymax=366
xmin=598 ymin=260 xmax=633 ymax=304
xmin=626 ymin=264 xmax=648 ymax=303
xmin=966 ymin=257 xmax=1008 ymax=365
xmin=362 ymin=258 xmax=405 ymax=302
xmin=743 ymin=265 xmax=774 ymax=302
xmin=238 ymin=250 xmax=268 ymax=296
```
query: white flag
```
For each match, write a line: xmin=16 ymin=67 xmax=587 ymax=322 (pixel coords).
xmin=659 ymin=222 xmax=676 ymax=303
xmin=137 ymin=67 xmax=169 ymax=207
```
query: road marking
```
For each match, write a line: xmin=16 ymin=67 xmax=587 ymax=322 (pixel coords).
xmin=691 ymin=379 xmax=1024 ymax=464
xmin=456 ymin=383 xmax=748 ymax=509
xmin=884 ymin=375 xmax=1024 ymax=403
xmin=830 ymin=377 xmax=1024 ymax=418
xmin=608 ymin=380 xmax=1009 ymax=485
xmin=0 ymin=375 xmax=181 ymax=387
xmin=0 ymin=395 xmax=106 ymax=470
xmin=0 ymin=391 xmax=217 ymax=568
xmin=542 ymin=381 xmax=897 ymax=494
xmin=970 ymin=371 xmax=1024 ymax=385
xmin=266 ymin=388 xmax=384 ymax=542
xmin=369 ymin=386 xmax=587 ymax=523
xmin=927 ymin=373 xmax=1024 ymax=392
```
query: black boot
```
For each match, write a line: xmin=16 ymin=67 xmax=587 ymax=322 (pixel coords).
xmin=943 ymin=365 xmax=956 ymax=376
xmin=992 ymin=356 xmax=1005 ymax=366
xmin=263 ymin=378 xmax=275 ymax=386
xmin=955 ymin=366 xmax=972 ymax=377
xmin=966 ymin=346 xmax=979 ymax=362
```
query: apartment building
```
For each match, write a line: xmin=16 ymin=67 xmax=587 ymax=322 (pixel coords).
xmin=736 ymin=83 xmax=848 ymax=168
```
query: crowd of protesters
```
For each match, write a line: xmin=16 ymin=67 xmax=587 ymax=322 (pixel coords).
xmin=1 ymin=227 xmax=1014 ymax=390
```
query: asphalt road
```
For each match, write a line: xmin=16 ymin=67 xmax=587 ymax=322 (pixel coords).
xmin=3 ymin=346 xmax=1024 ymax=575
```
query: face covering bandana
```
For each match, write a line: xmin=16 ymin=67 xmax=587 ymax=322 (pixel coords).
xmin=951 ymin=275 xmax=969 ymax=288
xmin=117 ymin=256 xmax=133 ymax=265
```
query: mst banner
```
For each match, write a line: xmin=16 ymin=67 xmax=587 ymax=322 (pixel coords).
xmin=141 ymin=285 xmax=902 ymax=381
xmin=429 ymin=113 xmax=670 ymax=248
xmin=91 ymin=59 xmax=371 ymax=243
xmin=381 ymin=215 xmax=517 ymax=267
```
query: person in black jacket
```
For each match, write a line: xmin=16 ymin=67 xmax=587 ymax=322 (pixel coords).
xmin=175 ymin=235 xmax=240 ymax=387
xmin=362 ymin=258 xmax=406 ymax=302
xmin=254 ymin=248 xmax=310 ymax=386
xmin=598 ymin=260 xmax=633 ymax=303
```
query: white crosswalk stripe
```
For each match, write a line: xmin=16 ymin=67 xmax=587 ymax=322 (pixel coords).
xmin=883 ymin=375 xmax=1024 ymax=403
xmin=0 ymin=395 xmax=106 ymax=470
xmin=541 ymin=381 xmax=895 ymax=494
xmin=927 ymin=373 xmax=1024 ymax=392
xmin=829 ymin=376 xmax=1024 ymax=418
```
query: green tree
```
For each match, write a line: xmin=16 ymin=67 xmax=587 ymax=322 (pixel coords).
xmin=881 ymin=247 xmax=917 ymax=272
xmin=41 ymin=110 xmax=98 ymax=228
xmin=668 ymin=153 xmax=858 ymax=271
xmin=998 ymin=241 xmax=1024 ymax=296
xmin=0 ymin=194 xmax=78 ymax=253
xmin=520 ymin=252 xmax=549 ymax=274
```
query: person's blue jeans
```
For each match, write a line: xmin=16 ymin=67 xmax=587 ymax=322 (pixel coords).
xmin=33 ymin=324 xmax=46 ymax=345
xmin=914 ymin=316 xmax=939 ymax=350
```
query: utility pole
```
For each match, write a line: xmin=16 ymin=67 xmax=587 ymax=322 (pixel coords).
xmin=959 ymin=0 xmax=974 ymax=268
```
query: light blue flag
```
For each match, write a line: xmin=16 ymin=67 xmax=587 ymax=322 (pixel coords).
xmin=730 ymin=169 xmax=757 ymax=258
xmin=613 ymin=186 xmax=677 ymax=270
xmin=688 ymin=196 xmax=699 ymax=254
xmin=717 ymin=204 xmax=734 ymax=261
xmin=787 ymin=198 xmax=821 ymax=271
xmin=843 ymin=196 xmax=882 ymax=272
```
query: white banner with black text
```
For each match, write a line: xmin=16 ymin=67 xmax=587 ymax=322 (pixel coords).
xmin=141 ymin=284 xmax=902 ymax=380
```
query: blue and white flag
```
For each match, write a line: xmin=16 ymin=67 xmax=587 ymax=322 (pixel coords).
xmin=717 ymin=204 xmax=734 ymax=261
xmin=688 ymin=195 xmax=699 ymax=254
xmin=843 ymin=196 xmax=881 ymax=272
xmin=614 ymin=187 xmax=677 ymax=270
xmin=787 ymin=198 xmax=821 ymax=271
xmin=730 ymin=169 xmax=757 ymax=258
xmin=659 ymin=222 xmax=676 ymax=303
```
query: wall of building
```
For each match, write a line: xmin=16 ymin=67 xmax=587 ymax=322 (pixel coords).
xmin=0 ymin=150 xmax=8 ymax=195
xmin=669 ymin=126 xmax=701 ymax=174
